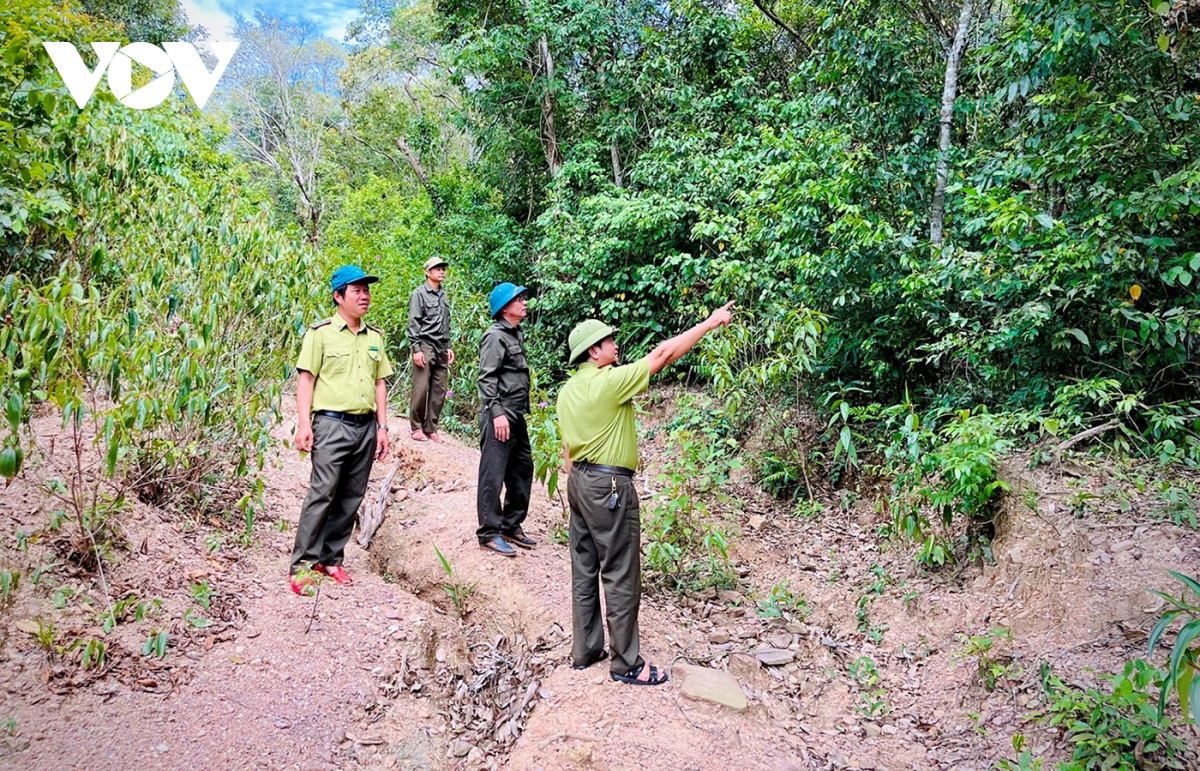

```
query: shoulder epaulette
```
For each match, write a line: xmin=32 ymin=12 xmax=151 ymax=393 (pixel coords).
xmin=309 ymin=319 xmax=332 ymax=329
xmin=366 ymin=323 xmax=383 ymax=334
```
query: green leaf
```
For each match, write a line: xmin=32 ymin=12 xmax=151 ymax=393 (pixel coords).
xmin=1155 ymin=1 xmax=1172 ymax=16
xmin=1158 ymin=34 xmax=1170 ymax=53
xmin=1167 ymin=571 xmax=1200 ymax=599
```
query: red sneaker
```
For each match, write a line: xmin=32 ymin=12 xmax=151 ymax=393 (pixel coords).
xmin=289 ymin=573 xmax=316 ymax=596
xmin=317 ymin=564 xmax=354 ymax=586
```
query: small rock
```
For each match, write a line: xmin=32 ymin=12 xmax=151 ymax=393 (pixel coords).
xmin=465 ymin=748 xmax=484 ymax=765
xmin=756 ymin=649 xmax=795 ymax=667
xmin=882 ymin=724 xmax=897 ymax=736
xmin=675 ymin=664 xmax=749 ymax=711
xmin=450 ymin=740 xmax=472 ymax=758
xmin=864 ymin=723 xmax=881 ymax=738
xmin=728 ymin=653 xmax=761 ymax=682
xmin=156 ymin=743 xmax=169 ymax=753
xmin=785 ymin=622 xmax=807 ymax=635
xmin=565 ymin=743 xmax=594 ymax=764
xmin=1008 ymin=546 xmax=1024 ymax=565
xmin=333 ymin=727 xmax=347 ymax=743
xmin=1111 ymin=539 xmax=1135 ymax=553
xmin=767 ymin=633 xmax=792 ymax=649
xmin=716 ymin=589 xmax=744 ymax=605
xmin=748 ymin=515 xmax=766 ymax=531
xmin=708 ymin=630 xmax=731 ymax=644
xmin=385 ymin=610 xmax=404 ymax=620
xmin=383 ymin=754 xmax=398 ymax=768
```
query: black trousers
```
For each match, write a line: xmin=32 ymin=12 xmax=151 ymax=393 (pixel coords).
xmin=475 ymin=412 xmax=533 ymax=541
xmin=290 ymin=415 xmax=375 ymax=573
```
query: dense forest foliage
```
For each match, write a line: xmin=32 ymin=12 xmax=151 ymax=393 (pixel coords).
xmin=2 ymin=0 xmax=1198 ymax=539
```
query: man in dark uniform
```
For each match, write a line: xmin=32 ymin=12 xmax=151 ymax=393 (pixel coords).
xmin=407 ymin=256 xmax=454 ymax=443
xmin=557 ymin=302 xmax=733 ymax=684
xmin=475 ymin=282 xmax=536 ymax=557
xmin=290 ymin=265 xmax=394 ymax=594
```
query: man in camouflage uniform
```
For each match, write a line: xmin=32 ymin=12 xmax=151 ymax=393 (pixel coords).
xmin=407 ymin=256 xmax=454 ymax=443
xmin=475 ymin=282 xmax=536 ymax=557
xmin=290 ymin=265 xmax=394 ymax=594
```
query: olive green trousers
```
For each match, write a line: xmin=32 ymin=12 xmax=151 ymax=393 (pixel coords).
xmin=568 ymin=465 xmax=643 ymax=675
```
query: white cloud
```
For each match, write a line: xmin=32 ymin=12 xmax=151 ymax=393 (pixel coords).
xmin=180 ymin=0 xmax=236 ymax=39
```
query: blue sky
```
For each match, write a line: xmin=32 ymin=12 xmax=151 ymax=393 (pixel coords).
xmin=180 ymin=0 xmax=362 ymax=41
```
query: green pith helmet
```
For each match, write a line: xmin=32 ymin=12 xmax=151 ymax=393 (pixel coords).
xmin=568 ymin=319 xmax=616 ymax=364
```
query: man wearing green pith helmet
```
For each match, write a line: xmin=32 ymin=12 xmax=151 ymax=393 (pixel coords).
xmin=289 ymin=265 xmax=394 ymax=595
xmin=557 ymin=302 xmax=733 ymax=685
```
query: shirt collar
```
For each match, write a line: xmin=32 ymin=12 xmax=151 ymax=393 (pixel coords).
xmin=331 ymin=314 xmax=366 ymax=334
xmin=423 ymin=281 xmax=442 ymax=294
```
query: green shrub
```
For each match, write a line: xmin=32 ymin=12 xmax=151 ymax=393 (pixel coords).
xmin=1042 ymin=660 xmax=1188 ymax=771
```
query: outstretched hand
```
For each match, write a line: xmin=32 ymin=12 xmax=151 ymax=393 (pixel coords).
xmin=707 ymin=301 xmax=735 ymax=329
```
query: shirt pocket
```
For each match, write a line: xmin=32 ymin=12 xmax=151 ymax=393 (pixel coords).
xmin=323 ymin=346 xmax=352 ymax=375
xmin=504 ymin=341 xmax=527 ymax=370
xmin=421 ymin=297 xmax=442 ymax=318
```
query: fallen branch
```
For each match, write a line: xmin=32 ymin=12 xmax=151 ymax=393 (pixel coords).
xmin=1054 ymin=420 xmax=1120 ymax=458
xmin=357 ymin=456 xmax=403 ymax=548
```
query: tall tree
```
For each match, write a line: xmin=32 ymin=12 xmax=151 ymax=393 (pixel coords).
xmin=929 ymin=0 xmax=973 ymax=247
xmin=222 ymin=12 xmax=345 ymax=243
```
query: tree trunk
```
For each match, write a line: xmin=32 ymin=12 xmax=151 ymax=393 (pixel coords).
xmin=396 ymin=136 xmax=431 ymax=189
xmin=611 ymin=140 xmax=623 ymax=188
xmin=929 ymin=0 xmax=973 ymax=247
xmin=537 ymin=36 xmax=564 ymax=178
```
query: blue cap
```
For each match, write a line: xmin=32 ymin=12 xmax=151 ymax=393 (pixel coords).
xmin=330 ymin=265 xmax=379 ymax=293
xmin=488 ymin=282 xmax=527 ymax=318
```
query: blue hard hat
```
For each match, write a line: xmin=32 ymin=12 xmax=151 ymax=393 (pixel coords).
xmin=488 ymin=282 xmax=527 ymax=318
xmin=330 ymin=265 xmax=379 ymax=293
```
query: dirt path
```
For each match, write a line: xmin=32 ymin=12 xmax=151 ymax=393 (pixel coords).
xmin=2 ymin=402 xmax=1198 ymax=770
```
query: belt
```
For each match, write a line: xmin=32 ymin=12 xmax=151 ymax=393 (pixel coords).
xmin=575 ymin=461 xmax=635 ymax=478
xmin=313 ymin=410 xmax=375 ymax=426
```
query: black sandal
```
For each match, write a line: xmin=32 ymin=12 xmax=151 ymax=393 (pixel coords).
xmin=610 ymin=662 xmax=669 ymax=686
xmin=572 ymin=650 xmax=609 ymax=670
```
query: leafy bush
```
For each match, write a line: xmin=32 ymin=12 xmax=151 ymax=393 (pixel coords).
xmin=1148 ymin=571 xmax=1200 ymax=723
xmin=643 ymin=405 xmax=741 ymax=593
xmin=0 ymin=1 xmax=319 ymax=558
xmin=1041 ymin=660 xmax=1188 ymax=771
xmin=884 ymin=407 xmax=1012 ymax=566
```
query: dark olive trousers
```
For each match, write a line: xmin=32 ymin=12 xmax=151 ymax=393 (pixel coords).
xmin=568 ymin=466 xmax=643 ymax=676
xmin=290 ymin=415 xmax=375 ymax=574
xmin=475 ymin=412 xmax=533 ymax=542
xmin=409 ymin=345 xmax=449 ymax=434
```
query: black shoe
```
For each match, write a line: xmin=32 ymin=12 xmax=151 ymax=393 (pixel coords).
xmin=479 ymin=536 xmax=517 ymax=557
xmin=501 ymin=530 xmax=537 ymax=549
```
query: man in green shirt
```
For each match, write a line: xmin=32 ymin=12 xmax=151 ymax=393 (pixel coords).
xmin=557 ymin=302 xmax=733 ymax=685
xmin=290 ymin=265 xmax=395 ymax=595
xmin=407 ymin=256 xmax=454 ymax=443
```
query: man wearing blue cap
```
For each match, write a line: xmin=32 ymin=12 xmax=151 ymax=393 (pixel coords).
xmin=289 ymin=265 xmax=394 ymax=594
xmin=475 ymin=282 xmax=535 ymax=557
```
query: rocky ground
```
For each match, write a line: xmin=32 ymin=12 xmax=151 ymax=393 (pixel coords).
xmin=0 ymin=393 xmax=1197 ymax=770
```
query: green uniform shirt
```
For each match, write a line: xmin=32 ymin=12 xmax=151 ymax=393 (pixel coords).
xmin=296 ymin=315 xmax=395 ymax=414
xmin=557 ymin=358 xmax=651 ymax=470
